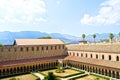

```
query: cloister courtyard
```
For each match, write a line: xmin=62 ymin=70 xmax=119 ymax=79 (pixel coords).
xmin=0 ymin=67 xmax=116 ymax=80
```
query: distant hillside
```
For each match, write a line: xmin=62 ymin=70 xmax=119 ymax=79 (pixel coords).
xmin=0 ymin=31 xmax=119 ymax=45
xmin=0 ymin=31 xmax=80 ymax=45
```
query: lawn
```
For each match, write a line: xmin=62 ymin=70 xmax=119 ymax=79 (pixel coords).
xmin=76 ymin=75 xmax=109 ymax=80
xmin=1 ymin=74 xmax=37 ymax=80
xmin=41 ymin=68 xmax=82 ymax=78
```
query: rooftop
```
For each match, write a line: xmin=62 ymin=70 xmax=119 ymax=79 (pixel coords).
xmin=64 ymin=56 xmax=120 ymax=69
xmin=14 ymin=39 xmax=64 ymax=45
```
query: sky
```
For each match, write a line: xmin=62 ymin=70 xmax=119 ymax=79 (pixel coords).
xmin=0 ymin=0 xmax=120 ymax=36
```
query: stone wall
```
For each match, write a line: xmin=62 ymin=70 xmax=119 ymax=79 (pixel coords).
xmin=66 ymin=44 xmax=120 ymax=53
xmin=0 ymin=44 xmax=66 ymax=62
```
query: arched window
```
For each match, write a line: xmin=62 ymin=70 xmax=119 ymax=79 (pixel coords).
xmin=96 ymin=54 xmax=98 ymax=59
xmin=91 ymin=54 xmax=93 ymax=58
xmin=102 ymin=55 xmax=104 ymax=59
xmin=116 ymin=56 xmax=119 ymax=61
xmin=37 ymin=47 xmax=39 ymax=51
xmin=77 ymin=53 xmax=79 ymax=56
xmin=69 ymin=52 xmax=71 ymax=55
xmin=46 ymin=46 xmax=48 ymax=50
xmin=109 ymin=55 xmax=111 ymax=60
xmin=86 ymin=54 xmax=87 ymax=57
xmin=59 ymin=46 xmax=61 ymax=49
xmin=26 ymin=47 xmax=28 ymax=51
xmin=42 ymin=46 xmax=44 ymax=50
xmin=32 ymin=47 xmax=34 ymax=51
xmin=21 ymin=47 xmax=23 ymax=51
xmin=81 ymin=53 xmax=83 ymax=57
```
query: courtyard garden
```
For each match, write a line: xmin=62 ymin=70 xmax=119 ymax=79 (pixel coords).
xmin=39 ymin=68 xmax=84 ymax=78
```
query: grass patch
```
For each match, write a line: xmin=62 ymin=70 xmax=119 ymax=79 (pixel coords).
xmin=39 ymin=68 xmax=84 ymax=78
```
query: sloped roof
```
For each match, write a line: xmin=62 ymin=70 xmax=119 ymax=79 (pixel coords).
xmin=0 ymin=55 xmax=66 ymax=67
xmin=64 ymin=56 xmax=120 ymax=69
xmin=14 ymin=39 xmax=64 ymax=45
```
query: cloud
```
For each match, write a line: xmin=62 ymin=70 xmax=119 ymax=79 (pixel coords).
xmin=80 ymin=0 xmax=120 ymax=25
xmin=0 ymin=0 xmax=46 ymax=24
xmin=35 ymin=17 xmax=47 ymax=22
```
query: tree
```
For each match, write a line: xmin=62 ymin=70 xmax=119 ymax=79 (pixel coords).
xmin=109 ymin=33 xmax=114 ymax=44
xmin=82 ymin=34 xmax=86 ymax=41
xmin=44 ymin=72 xmax=58 ymax=80
xmin=93 ymin=34 xmax=96 ymax=43
xmin=119 ymin=32 xmax=120 ymax=38
xmin=38 ymin=36 xmax=52 ymax=39
xmin=56 ymin=63 xmax=64 ymax=73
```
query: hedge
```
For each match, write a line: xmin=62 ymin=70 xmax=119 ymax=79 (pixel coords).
xmin=68 ymin=73 xmax=88 ymax=80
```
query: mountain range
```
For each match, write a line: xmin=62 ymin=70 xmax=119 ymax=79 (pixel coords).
xmin=0 ymin=31 xmax=119 ymax=45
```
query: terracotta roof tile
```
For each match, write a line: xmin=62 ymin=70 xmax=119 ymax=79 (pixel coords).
xmin=14 ymin=39 xmax=64 ymax=45
xmin=64 ymin=56 xmax=120 ymax=69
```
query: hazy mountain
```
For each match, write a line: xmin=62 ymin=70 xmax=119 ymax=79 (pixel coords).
xmin=0 ymin=31 xmax=119 ymax=45
xmin=0 ymin=31 xmax=80 ymax=45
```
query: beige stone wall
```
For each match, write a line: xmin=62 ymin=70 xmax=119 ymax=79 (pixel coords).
xmin=67 ymin=44 xmax=120 ymax=53
xmin=0 ymin=59 xmax=58 ymax=77
xmin=68 ymin=51 xmax=120 ymax=62
xmin=0 ymin=44 xmax=66 ymax=61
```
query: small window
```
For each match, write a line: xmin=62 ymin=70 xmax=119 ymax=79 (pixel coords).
xmin=96 ymin=54 xmax=98 ymax=59
xmin=81 ymin=53 xmax=83 ymax=57
xmin=37 ymin=47 xmax=39 ymax=51
xmin=32 ymin=47 xmax=34 ymax=51
xmin=26 ymin=47 xmax=28 ymax=51
xmin=59 ymin=46 xmax=61 ymax=49
xmin=46 ymin=46 xmax=48 ymax=50
xmin=109 ymin=55 xmax=111 ymax=60
xmin=42 ymin=46 xmax=44 ymax=50
xmin=21 ymin=47 xmax=23 ymax=51
xmin=77 ymin=53 xmax=79 ymax=56
xmin=86 ymin=54 xmax=87 ymax=57
xmin=102 ymin=55 xmax=104 ymax=59
xmin=116 ymin=56 xmax=119 ymax=61
xmin=91 ymin=54 xmax=93 ymax=58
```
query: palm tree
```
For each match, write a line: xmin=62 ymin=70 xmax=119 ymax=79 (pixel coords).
xmin=93 ymin=34 xmax=96 ymax=43
xmin=44 ymin=72 xmax=58 ymax=80
xmin=56 ymin=63 xmax=64 ymax=73
xmin=119 ymin=32 xmax=120 ymax=38
xmin=109 ymin=33 xmax=114 ymax=44
xmin=82 ymin=34 xmax=86 ymax=41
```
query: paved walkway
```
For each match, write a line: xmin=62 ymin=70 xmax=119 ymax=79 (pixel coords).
xmin=61 ymin=73 xmax=87 ymax=80
xmin=33 ymin=72 xmax=86 ymax=80
xmin=33 ymin=72 xmax=44 ymax=80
